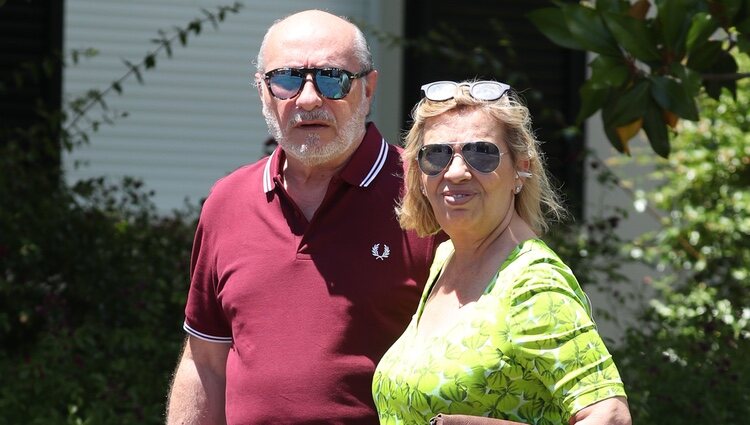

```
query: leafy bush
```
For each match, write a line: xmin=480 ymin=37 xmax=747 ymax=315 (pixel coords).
xmin=0 ymin=4 xmax=241 ymax=423
xmin=0 ymin=170 xmax=196 ymax=424
xmin=612 ymin=53 xmax=750 ymax=425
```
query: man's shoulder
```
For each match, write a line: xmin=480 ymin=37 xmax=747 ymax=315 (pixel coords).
xmin=205 ymin=157 xmax=268 ymax=201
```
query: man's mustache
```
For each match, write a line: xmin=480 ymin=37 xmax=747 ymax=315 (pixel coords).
xmin=289 ymin=109 xmax=336 ymax=125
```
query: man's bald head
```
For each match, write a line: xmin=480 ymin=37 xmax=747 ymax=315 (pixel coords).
xmin=255 ymin=9 xmax=373 ymax=74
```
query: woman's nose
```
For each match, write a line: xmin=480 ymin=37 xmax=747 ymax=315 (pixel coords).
xmin=443 ymin=153 xmax=471 ymax=180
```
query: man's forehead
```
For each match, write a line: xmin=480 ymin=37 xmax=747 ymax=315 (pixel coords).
xmin=263 ymin=44 xmax=358 ymax=71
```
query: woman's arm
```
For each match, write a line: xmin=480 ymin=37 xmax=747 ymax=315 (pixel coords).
xmin=569 ymin=396 xmax=631 ymax=425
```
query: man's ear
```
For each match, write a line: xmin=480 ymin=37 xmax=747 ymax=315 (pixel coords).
xmin=364 ymin=69 xmax=379 ymax=101
xmin=254 ymin=73 xmax=264 ymax=98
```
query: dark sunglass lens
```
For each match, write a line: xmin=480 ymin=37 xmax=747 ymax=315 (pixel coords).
xmin=316 ymin=71 xmax=348 ymax=99
xmin=418 ymin=144 xmax=454 ymax=175
xmin=462 ymin=142 xmax=500 ymax=173
xmin=269 ymin=72 xmax=303 ymax=99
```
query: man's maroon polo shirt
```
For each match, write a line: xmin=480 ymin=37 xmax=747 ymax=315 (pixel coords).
xmin=183 ymin=123 xmax=439 ymax=424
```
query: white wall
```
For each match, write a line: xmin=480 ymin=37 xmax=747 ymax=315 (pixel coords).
xmin=63 ymin=0 xmax=405 ymax=212
xmin=583 ymin=111 xmax=660 ymax=344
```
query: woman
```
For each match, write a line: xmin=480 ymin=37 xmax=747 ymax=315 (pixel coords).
xmin=372 ymin=80 xmax=631 ymax=425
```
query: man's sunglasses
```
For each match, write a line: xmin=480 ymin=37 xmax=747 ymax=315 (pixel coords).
xmin=263 ymin=67 xmax=371 ymax=100
xmin=421 ymin=80 xmax=511 ymax=102
xmin=417 ymin=141 xmax=505 ymax=176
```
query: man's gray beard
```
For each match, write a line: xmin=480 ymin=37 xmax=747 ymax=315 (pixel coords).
xmin=262 ymin=96 xmax=368 ymax=167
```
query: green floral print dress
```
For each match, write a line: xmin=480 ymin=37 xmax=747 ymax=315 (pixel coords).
xmin=372 ymin=239 xmax=626 ymax=425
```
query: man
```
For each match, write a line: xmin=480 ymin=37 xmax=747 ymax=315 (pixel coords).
xmin=166 ymin=10 xmax=439 ymax=425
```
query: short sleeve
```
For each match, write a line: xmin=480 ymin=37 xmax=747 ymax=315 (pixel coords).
xmin=506 ymin=258 xmax=626 ymax=417
xmin=183 ymin=213 xmax=232 ymax=343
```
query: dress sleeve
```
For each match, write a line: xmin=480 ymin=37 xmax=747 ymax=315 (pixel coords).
xmin=505 ymin=258 xmax=626 ymax=417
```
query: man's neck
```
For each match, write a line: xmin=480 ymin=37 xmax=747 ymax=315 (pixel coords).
xmin=279 ymin=127 xmax=367 ymax=220
xmin=282 ymin=155 xmax=345 ymax=187
xmin=280 ymin=155 xmax=347 ymax=222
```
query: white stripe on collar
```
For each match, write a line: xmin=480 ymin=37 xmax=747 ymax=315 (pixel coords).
xmin=360 ymin=137 xmax=388 ymax=187
xmin=263 ymin=138 xmax=388 ymax=192
xmin=262 ymin=148 xmax=277 ymax=194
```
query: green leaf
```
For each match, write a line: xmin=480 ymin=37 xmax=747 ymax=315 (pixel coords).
xmin=589 ymin=55 xmax=630 ymax=89
xmin=188 ymin=20 xmax=202 ymax=35
xmin=602 ymin=12 xmax=661 ymax=62
xmin=642 ymin=99 xmax=670 ymax=158
xmin=669 ymin=63 xmax=703 ymax=95
xmin=123 ymin=59 xmax=144 ymax=84
xmin=738 ymin=34 xmax=750 ymax=54
xmin=649 ymin=75 xmax=699 ymax=121
xmin=605 ymin=79 xmax=650 ymax=127
xmin=144 ymin=54 xmax=156 ymax=69
xmin=202 ymin=8 xmax=219 ymax=30
xmin=704 ymin=50 xmax=739 ymax=100
xmin=601 ymin=116 xmax=626 ymax=153
xmin=562 ymin=3 xmax=623 ymax=57
xmin=527 ymin=8 xmax=585 ymax=51
xmin=595 ymin=0 xmax=628 ymax=13
xmin=577 ymin=80 xmax=611 ymax=124
xmin=713 ymin=0 xmax=743 ymax=24
xmin=686 ymin=13 xmax=719 ymax=53
xmin=738 ymin=16 xmax=750 ymax=34
xmin=173 ymin=26 xmax=188 ymax=46
xmin=686 ymin=40 xmax=722 ymax=71
xmin=655 ymin=0 xmax=696 ymax=60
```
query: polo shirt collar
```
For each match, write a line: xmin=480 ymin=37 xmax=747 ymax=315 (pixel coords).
xmin=262 ymin=122 xmax=389 ymax=194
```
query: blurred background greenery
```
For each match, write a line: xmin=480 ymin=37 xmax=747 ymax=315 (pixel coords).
xmin=1 ymin=1 xmax=748 ymax=424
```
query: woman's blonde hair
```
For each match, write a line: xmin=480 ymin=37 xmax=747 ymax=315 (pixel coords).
xmin=397 ymin=81 xmax=567 ymax=237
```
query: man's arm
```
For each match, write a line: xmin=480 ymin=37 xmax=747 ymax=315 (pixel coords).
xmin=569 ymin=396 xmax=631 ymax=425
xmin=166 ymin=336 xmax=230 ymax=425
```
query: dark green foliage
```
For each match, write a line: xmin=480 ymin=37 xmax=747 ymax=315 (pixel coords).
xmin=529 ymin=0 xmax=750 ymax=157
xmin=0 ymin=175 xmax=196 ymax=424
xmin=0 ymin=3 xmax=242 ymax=423
xmin=612 ymin=53 xmax=750 ymax=424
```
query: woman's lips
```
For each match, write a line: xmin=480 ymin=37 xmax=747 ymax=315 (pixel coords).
xmin=442 ymin=190 xmax=475 ymax=205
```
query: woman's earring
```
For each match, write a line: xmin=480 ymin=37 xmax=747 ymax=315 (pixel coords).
xmin=514 ymin=185 xmax=522 ymax=194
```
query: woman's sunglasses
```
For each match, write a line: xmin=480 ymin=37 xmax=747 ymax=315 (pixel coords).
xmin=263 ymin=67 xmax=371 ymax=100
xmin=420 ymin=80 xmax=511 ymax=102
xmin=417 ymin=141 xmax=504 ymax=176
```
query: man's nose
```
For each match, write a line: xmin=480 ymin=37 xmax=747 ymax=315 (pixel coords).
xmin=295 ymin=75 xmax=323 ymax=110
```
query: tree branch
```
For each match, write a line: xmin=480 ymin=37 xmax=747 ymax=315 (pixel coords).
xmin=63 ymin=3 xmax=242 ymax=133
xmin=701 ymin=72 xmax=750 ymax=82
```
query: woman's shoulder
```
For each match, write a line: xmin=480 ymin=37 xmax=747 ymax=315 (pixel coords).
xmin=502 ymin=239 xmax=591 ymax=312
xmin=503 ymin=238 xmax=569 ymax=273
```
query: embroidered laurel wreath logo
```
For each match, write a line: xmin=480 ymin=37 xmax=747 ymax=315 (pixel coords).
xmin=371 ymin=244 xmax=390 ymax=260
